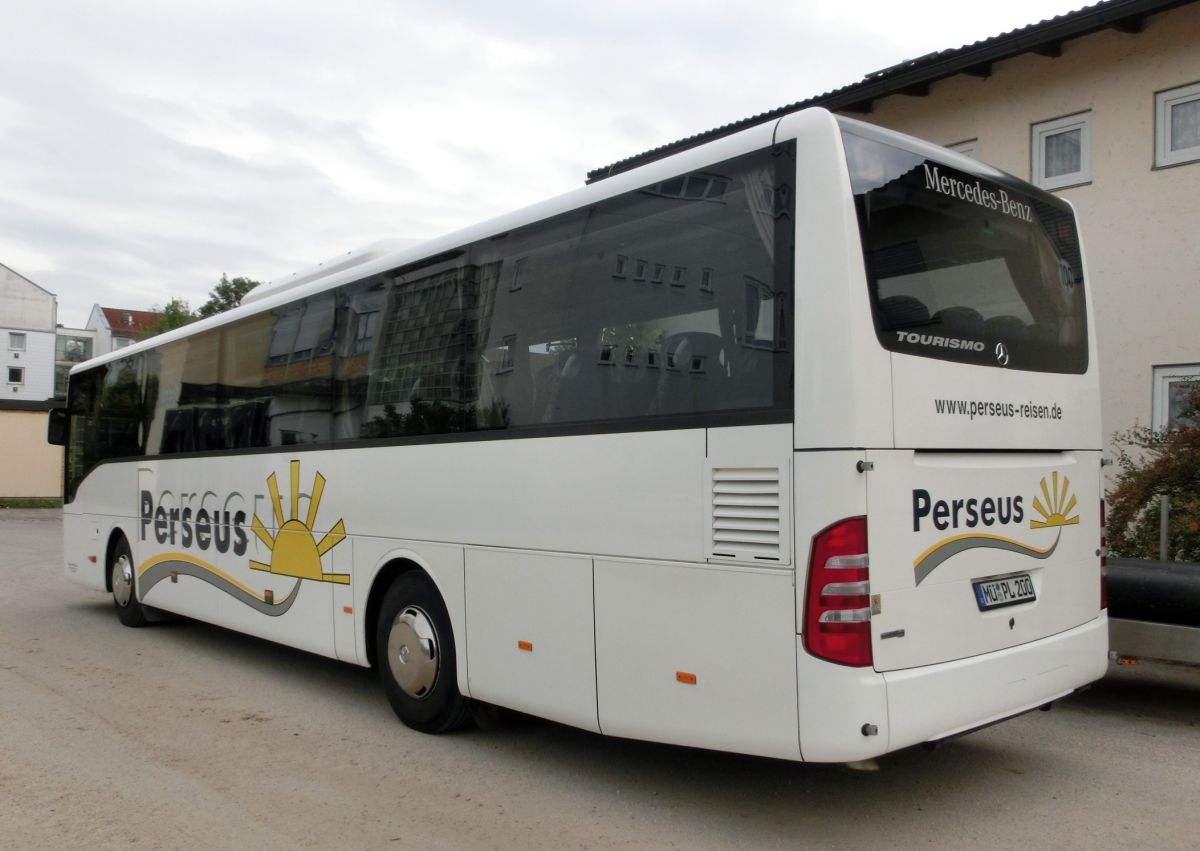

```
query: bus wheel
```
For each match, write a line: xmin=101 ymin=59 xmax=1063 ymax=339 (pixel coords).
xmin=110 ymin=536 xmax=149 ymax=628
xmin=376 ymin=571 xmax=471 ymax=733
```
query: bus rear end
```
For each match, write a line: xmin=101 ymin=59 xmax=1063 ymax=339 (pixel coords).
xmin=788 ymin=113 xmax=1107 ymax=762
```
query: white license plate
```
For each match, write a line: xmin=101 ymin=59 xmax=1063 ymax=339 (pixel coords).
xmin=973 ymin=573 xmax=1036 ymax=611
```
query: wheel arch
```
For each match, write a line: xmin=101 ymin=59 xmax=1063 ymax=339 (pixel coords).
xmin=362 ymin=546 xmax=468 ymax=699
xmin=103 ymin=524 xmax=134 ymax=594
xmin=364 ymin=557 xmax=427 ymax=668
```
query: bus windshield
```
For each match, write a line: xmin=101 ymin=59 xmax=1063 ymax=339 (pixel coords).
xmin=842 ymin=126 xmax=1088 ymax=374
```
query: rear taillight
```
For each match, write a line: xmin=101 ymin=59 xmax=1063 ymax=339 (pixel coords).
xmin=804 ymin=517 xmax=872 ymax=667
xmin=1100 ymin=500 xmax=1108 ymax=610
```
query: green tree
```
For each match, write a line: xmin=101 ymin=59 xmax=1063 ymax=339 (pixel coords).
xmin=143 ymin=297 xmax=197 ymax=338
xmin=1107 ymin=387 xmax=1200 ymax=561
xmin=198 ymin=274 xmax=260 ymax=317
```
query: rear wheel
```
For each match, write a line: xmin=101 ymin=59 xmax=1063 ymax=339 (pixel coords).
xmin=110 ymin=536 xmax=149 ymax=628
xmin=376 ymin=572 xmax=471 ymax=733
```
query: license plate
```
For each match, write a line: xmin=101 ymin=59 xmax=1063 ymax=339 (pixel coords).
xmin=973 ymin=573 xmax=1036 ymax=611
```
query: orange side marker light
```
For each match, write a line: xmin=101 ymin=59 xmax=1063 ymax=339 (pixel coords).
xmin=517 ymin=640 xmax=533 ymax=652
xmin=87 ymin=555 xmax=97 ymax=563
xmin=342 ymin=606 xmax=353 ymax=614
xmin=676 ymin=671 xmax=697 ymax=685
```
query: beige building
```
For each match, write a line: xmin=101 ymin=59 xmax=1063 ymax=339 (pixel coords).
xmin=590 ymin=0 xmax=1200 ymax=449
xmin=0 ymin=401 xmax=62 ymax=499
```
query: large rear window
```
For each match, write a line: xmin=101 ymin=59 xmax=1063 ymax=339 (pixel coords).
xmin=842 ymin=127 xmax=1088 ymax=374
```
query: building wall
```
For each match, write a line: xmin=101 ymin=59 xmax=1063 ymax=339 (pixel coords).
xmin=0 ymin=409 xmax=62 ymax=498
xmin=4 ymin=329 xmax=56 ymax=400
xmin=849 ymin=3 xmax=1200 ymax=445
xmin=85 ymin=304 xmax=115 ymax=355
xmin=0 ymin=264 xmax=55 ymax=331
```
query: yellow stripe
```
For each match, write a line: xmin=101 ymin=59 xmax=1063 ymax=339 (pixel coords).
xmin=267 ymin=472 xmax=284 ymax=527
xmin=137 ymin=552 xmax=270 ymax=602
xmin=251 ymin=514 xmax=273 ymax=549
xmin=307 ymin=472 xmax=326 ymax=529
xmin=316 ymin=519 xmax=346 ymax=556
xmin=1031 ymin=516 xmax=1080 ymax=529
xmin=912 ymin=532 xmax=1059 ymax=568
xmin=290 ymin=460 xmax=300 ymax=522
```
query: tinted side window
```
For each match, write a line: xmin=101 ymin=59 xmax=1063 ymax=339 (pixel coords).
xmin=469 ymin=143 xmax=794 ymax=431
xmin=361 ymin=254 xmax=471 ymax=438
xmin=146 ymin=333 xmax=221 ymax=454
xmin=260 ymin=293 xmax=336 ymax=446
xmin=65 ymin=355 xmax=147 ymax=500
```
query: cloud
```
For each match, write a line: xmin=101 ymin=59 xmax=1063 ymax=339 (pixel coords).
xmin=0 ymin=0 xmax=1086 ymax=326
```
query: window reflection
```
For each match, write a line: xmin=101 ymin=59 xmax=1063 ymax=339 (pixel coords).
xmin=93 ymin=142 xmax=795 ymax=465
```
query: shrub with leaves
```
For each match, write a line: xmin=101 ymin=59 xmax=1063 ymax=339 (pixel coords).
xmin=1106 ymin=387 xmax=1200 ymax=561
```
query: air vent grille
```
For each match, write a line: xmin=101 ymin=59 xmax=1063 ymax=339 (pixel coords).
xmin=712 ymin=467 xmax=781 ymax=560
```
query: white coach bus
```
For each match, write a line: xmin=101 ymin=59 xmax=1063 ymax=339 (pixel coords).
xmin=50 ymin=109 xmax=1107 ymax=763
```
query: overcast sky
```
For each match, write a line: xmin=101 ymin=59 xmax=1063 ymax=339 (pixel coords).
xmin=1 ymin=0 xmax=1090 ymax=327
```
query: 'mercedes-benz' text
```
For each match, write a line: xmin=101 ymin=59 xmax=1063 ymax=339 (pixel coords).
xmin=923 ymin=164 xmax=1034 ymax=222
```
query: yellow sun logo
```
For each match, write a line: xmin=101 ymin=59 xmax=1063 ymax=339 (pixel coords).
xmin=1030 ymin=471 xmax=1080 ymax=529
xmin=250 ymin=460 xmax=349 ymax=584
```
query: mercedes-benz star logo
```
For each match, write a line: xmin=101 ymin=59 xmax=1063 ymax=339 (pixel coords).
xmin=995 ymin=342 xmax=1010 ymax=366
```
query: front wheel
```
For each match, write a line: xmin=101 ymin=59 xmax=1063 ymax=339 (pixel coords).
xmin=110 ymin=536 xmax=150 ymax=628
xmin=376 ymin=572 xmax=471 ymax=733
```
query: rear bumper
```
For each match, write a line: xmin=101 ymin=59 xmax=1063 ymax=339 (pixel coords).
xmin=883 ymin=613 xmax=1108 ymax=752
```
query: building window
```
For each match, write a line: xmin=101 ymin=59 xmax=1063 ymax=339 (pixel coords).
xmin=7 ymin=366 xmax=23 ymax=384
xmin=113 ymin=337 xmax=132 ymax=349
xmin=1155 ymin=81 xmax=1200 ymax=168
xmin=1153 ymin=365 xmax=1200 ymax=430
xmin=1031 ymin=112 xmax=1092 ymax=190
xmin=948 ymin=139 xmax=979 ymax=159
xmin=8 ymin=332 xmax=25 ymax=351
xmin=55 ymin=334 xmax=93 ymax=363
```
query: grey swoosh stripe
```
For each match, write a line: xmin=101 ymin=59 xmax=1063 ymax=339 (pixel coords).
xmin=140 ymin=559 xmax=303 ymax=616
xmin=914 ymin=529 xmax=1061 ymax=586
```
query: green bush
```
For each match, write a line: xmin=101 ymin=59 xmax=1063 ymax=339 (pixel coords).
xmin=1107 ymin=388 xmax=1200 ymax=561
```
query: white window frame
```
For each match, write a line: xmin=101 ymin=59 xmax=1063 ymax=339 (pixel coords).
xmin=8 ymin=332 xmax=25 ymax=351
xmin=1155 ymin=81 xmax=1200 ymax=168
xmin=7 ymin=365 xmax=24 ymax=385
xmin=1031 ymin=112 xmax=1092 ymax=191
xmin=947 ymin=139 xmax=979 ymax=159
xmin=1152 ymin=364 xmax=1200 ymax=430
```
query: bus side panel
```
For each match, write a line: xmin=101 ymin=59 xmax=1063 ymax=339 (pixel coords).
xmin=594 ymin=559 xmax=800 ymax=760
xmin=792 ymin=450 xmax=868 ymax=634
xmin=63 ymin=462 xmax=147 ymax=595
xmin=341 ymin=430 xmax=707 ymax=565
xmin=62 ymin=510 xmax=108 ymax=592
xmin=465 ymin=548 xmax=598 ymax=733
xmin=791 ymin=449 xmax=891 ymax=761
xmin=784 ymin=110 xmax=894 ymax=452
xmin=795 ymin=640 xmax=890 ymax=762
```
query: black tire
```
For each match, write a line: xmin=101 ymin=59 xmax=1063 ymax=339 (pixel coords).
xmin=375 ymin=571 xmax=471 ymax=733
xmin=471 ymin=700 xmax=526 ymax=732
xmin=110 ymin=535 xmax=150 ymax=628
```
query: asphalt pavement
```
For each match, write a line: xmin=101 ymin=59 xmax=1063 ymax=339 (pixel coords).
xmin=2 ymin=509 xmax=1198 ymax=850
